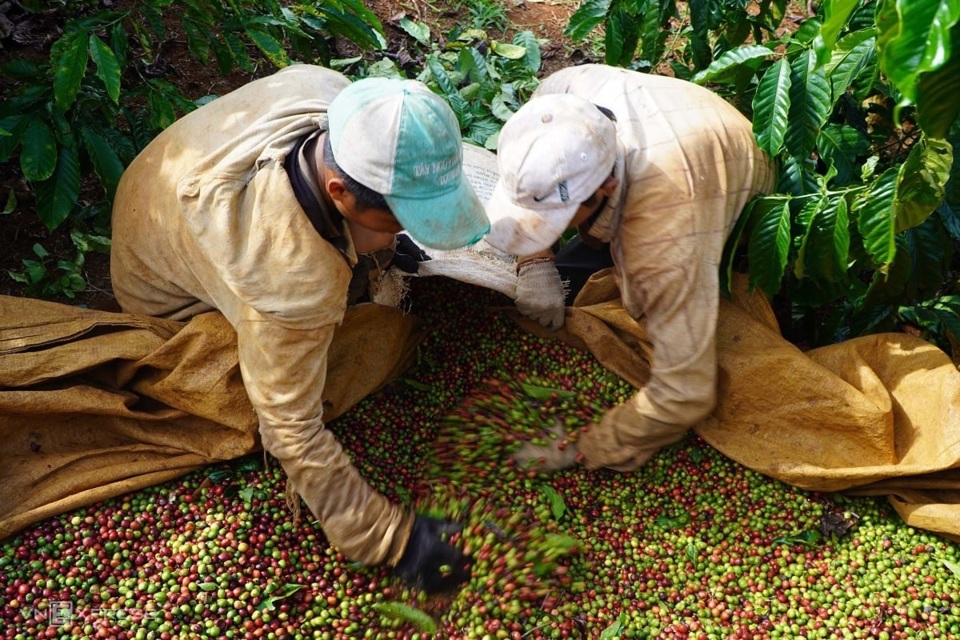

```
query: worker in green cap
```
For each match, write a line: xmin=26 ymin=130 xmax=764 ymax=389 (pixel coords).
xmin=110 ymin=64 xmax=489 ymax=591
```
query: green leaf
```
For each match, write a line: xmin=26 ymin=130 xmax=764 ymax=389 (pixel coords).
xmin=330 ymin=56 xmax=363 ymax=70
xmin=236 ymin=457 xmax=261 ymax=473
xmin=688 ymin=0 xmax=712 ymax=69
xmin=256 ymin=584 xmax=304 ymax=611
xmin=895 ymin=137 xmax=953 ymax=232
xmin=246 ymin=29 xmax=291 ymax=68
xmin=794 ymin=197 xmax=825 ymax=280
xmin=813 ymin=0 xmax=862 ymax=65
xmin=823 ymin=29 xmax=877 ymax=107
xmin=53 ymin=29 xmax=89 ymax=111
xmin=322 ymin=7 xmax=386 ymax=50
xmin=147 ymin=90 xmax=177 ymax=130
xmin=540 ymin=485 xmax=566 ymax=520
xmin=784 ymin=49 xmax=832 ymax=160
xmin=2 ymin=59 xmax=44 ymax=78
xmin=654 ymin=511 xmax=690 ymax=529
xmin=860 ymin=243 xmax=911 ymax=308
xmin=638 ymin=0 xmax=663 ymax=64
xmin=939 ymin=200 xmax=960 ymax=240
xmin=34 ymin=142 xmax=80 ymax=231
xmin=426 ymin=57 xmax=458 ymax=97
xmin=692 ymin=45 xmax=772 ymax=84
xmin=371 ymin=602 xmax=437 ymax=633
xmin=564 ymin=0 xmax=612 ymax=40
xmin=459 ymin=47 xmax=488 ymax=84
xmin=140 ymin=2 xmax=166 ymax=41
xmin=491 ymin=89 xmax=515 ymax=122
xmin=605 ymin=4 xmax=639 ymax=67
xmin=207 ymin=469 xmax=233 ymax=483
xmin=801 ymin=195 xmax=850 ymax=282
xmin=0 ymin=115 xmax=25 ymax=162
xmin=855 ymin=166 xmax=899 ymax=271
xmin=861 ymin=155 xmax=880 ymax=181
xmin=904 ymin=219 xmax=952 ymax=298
xmin=88 ymin=34 xmax=121 ymax=104
xmin=817 ymin=123 xmax=870 ymax=185
xmin=600 ymin=613 xmax=627 ymax=639
xmin=752 ymin=58 xmax=792 ymax=156
xmin=183 ymin=19 xmax=211 ymax=64
xmin=20 ymin=117 xmax=57 ymax=182
xmin=513 ymin=31 xmax=541 ymax=73
xmin=774 ymin=529 xmax=823 ymax=546
xmin=79 ymin=126 xmax=125 ymax=200
xmin=365 ymin=58 xmax=402 ymax=79
xmin=932 ymin=298 xmax=960 ymax=340
xmin=210 ymin=36 xmax=234 ymax=75
xmin=748 ymin=199 xmax=792 ymax=296
xmin=778 ymin=155 xmax=820 ymax=196
xmin=2 ymin=189 xmax=15 ymax=215
xmin=876 ymin=0 xmax=960 ymax=107
xmin=490 ymin=41 xmax=527 ymax=59
xmin=398 ymin=18 xmax=430 ymax=46
xmin=109 ymin=22 xmax=129 ymax=70
xmin=198 ymin=582 xmax=218 ymax=592
xmin=459 ymin=82 xmax=481 ymax=101
xmin=325 ymin=0 xmax=386 ymax=49
xmin=543 ymin=532 xmax=579 ymax=554
xmin=720 ymin=196 xmax=759 ymax=297
xmin=520 ymin=383 xmax=577 ymax=401
xmin=915 ymin=23 xmax=960 ymax=138
xmin=238 ymin=486 xmax=254 ymax=504
xmin=225 ymin=32 xmax=255 ymax=73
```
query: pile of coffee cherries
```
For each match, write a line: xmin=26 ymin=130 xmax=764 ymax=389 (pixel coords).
xmin=2 ymin=278 xmax=958 ymax=639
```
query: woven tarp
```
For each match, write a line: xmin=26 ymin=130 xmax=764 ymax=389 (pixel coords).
xmin=0 ymin=297 xmax=420 ymax=539
xmin=514 ymin=270 xmax=960 ymax=541
xmin=3 ymin=262 xmax=960 ymax=543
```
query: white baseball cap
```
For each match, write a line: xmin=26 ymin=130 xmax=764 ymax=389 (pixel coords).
xmin=327 ymin=78 xmax=490 ymax=250
xmin=485 ymin=94 xmax=618 ymax=256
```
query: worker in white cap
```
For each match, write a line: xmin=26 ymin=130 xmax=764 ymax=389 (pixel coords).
xmin=485 ymin=64 xmax=775 ymax=473
xmin=111 ymin=65 xmax=489 ymax=591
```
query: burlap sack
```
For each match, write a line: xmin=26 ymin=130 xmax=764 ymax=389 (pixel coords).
xmin=0 ymin=296 xmax=420 ymax=540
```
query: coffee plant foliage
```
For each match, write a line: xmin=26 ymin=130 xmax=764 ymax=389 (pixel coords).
xmin=0 ymin=0 xmax=386 ymax=296
xmin=566 ymin=0 xmax=960 ymax=351
xmin=4 ymin=0 xmax=959 ymax=355
xmin=347 ymin=17 xmax=543 ymax=150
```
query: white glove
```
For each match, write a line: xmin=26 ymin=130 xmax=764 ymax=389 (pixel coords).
xmin=515 ymin=258 xmax=566 ymax=330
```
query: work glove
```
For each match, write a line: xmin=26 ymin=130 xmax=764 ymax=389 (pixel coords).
xmin=391 ymin=233 xmax=431 ymax=274
xmin=577 ymin=405 xmax=680 ymax=472
xmin=393 ymin=515 xmax=470 ymax=592
xmin=515 ymin=257 xmax=566 ymax=330
xmin=511 ymin=418 xmax=581 ymax=473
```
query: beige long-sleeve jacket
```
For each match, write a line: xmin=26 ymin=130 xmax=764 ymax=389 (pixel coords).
xmin=536 ymin=65 xmax=776 ymax=471
xmin=110 ymin=65 xmax=413 ymax=566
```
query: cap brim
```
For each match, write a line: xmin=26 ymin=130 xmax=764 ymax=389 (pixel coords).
xmin=484 ymin=179 xmax=578 ymax=256
xmin=386 ymin=174 xmax=490 ymax=251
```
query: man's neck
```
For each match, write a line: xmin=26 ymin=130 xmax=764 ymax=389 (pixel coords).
xmin=309 ymin=133 xmax=340 ymax=215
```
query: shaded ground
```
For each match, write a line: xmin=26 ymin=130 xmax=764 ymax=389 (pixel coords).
xmin=0 ymin=0 xmax=584 ymax=310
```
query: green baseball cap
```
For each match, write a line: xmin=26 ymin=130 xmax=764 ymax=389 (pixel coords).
xmin=327 ymin=78 xmax=490 ymax=250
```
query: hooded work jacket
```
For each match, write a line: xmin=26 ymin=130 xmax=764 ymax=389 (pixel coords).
xmin=536 ymin=65 xmax=776 ymax=471
xmin=110 ymin=65 xmax=413 ymax=566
